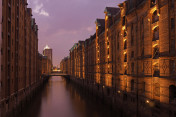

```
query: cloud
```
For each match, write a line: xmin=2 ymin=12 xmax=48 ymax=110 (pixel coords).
xmin=30 ymin=0 xmax=49 ymax=17
xmin=39 ymin=9 xmax=49 ymax=16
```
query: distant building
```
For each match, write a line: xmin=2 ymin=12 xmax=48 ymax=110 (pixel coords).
xmin=43 ymin=45 xmax=53 ymax=66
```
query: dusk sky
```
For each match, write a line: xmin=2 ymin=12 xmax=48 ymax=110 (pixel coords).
xmin=28 ymin=0 xmax=124 ymax=66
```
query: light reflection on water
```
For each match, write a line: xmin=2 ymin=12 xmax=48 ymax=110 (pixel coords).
xmin=17 ymin=76 xmax=119 ymax=117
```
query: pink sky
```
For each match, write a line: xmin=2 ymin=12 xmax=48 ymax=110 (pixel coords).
xmin=28 ymin=0 xmax=124 ymax=66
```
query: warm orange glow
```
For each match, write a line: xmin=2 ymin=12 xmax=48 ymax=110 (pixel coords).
xmin=122 ymin=26 xmax=125 ymax=30
xmin=152 ymin=25 xmax=159 ymax=30
xmin=146 ymin=100 xmax=150 ymax=104
xmin=106 ymin=16 xmax=108 ymax=20
xmin=124 ymin=39 xmax=127 ymax=42
xmin=148 ymin=18 xmax=150 ymax=22
xmin=107 ymin=55 xmax=110 ymax=58
xmin=107 ymin=46 xmax=109 ymax=48
xmin=153 ymin=43 xmax=158 ymax=47
xmin=150 ymin=7 xmax=157 ymax=14
xmin=118 ymin=90 xmax=121 ymax=94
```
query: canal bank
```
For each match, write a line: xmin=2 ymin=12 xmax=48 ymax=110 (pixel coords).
xmin=3 ymin=76 xmax=50 ymax=117
xmin=69 ymin=77 xmax=152 ymax=117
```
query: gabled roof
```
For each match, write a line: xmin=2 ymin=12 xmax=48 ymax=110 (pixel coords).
xmin=104 ymin=7 xmax=120 ymax=16
xmin=95 ymin=19 xmax=105 ymax=27
xmin=95 ymin=19 xmax=105 ymax=34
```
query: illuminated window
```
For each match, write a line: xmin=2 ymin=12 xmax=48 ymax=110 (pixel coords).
xmin=152 ymin=10 xmax=159 ymax=23
xmin=153 ymin=27 xmax=159 ymax=41
xmin=153 ymin=46 xmax=159 ymax=59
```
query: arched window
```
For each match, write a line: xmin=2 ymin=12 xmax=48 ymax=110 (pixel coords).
xmin=169 ymin=85 xmax=176 ymax=103
xmin=153 ymin=46 xmax=159 ymax=59
xmin=124 ymin=40 xmax=127 ymax=49
xmin=152 ymin=10 xmax=159 ymax=23
xmin=153 ymin=26 xmax=159 ymax=41
xmin=131 ymin=80 xmax=134 ymax=91
xmin=153 ymin=63 xmax=160 ymax=77
xmin=124 ymin=54 xmax=127 ymax=62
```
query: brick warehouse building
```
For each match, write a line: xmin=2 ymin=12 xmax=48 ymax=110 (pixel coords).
xmin=61 ymin=0 xmax=176 ymax=117
xmin=0 ymin=0 xmax=49 ymax=116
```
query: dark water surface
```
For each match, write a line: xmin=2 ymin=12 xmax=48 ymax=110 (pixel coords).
xmin=17 ymin=76 xmax=119 ymax=117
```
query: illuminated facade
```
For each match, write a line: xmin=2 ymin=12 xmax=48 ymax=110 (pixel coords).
xmin=60 ymin=56 xmax=70 ymax=74
xmin=61 ymin=0 xmax=176 ymax=116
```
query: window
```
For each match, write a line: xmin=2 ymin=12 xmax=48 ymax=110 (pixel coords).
xmin=170 ymin=39 xmax=175 ymax=55
xmin=131 ymin=80 xmax=134 ymax=91
xmin=131 ymin=62 xmax=134 ymax=74
xmin=124 ymin=41 xmax=127 ymax=49
xmin=171 ymin=0 xmax=175 ymax=8
xmin=170 ymin=60 xmax=175 ymax=75
xmin=153 ymin=46 xmax=159 ymax=59
xmin=122 ymin=16 xmax=126 ymax=26
xmin=152 ymin=10 xmax=159 ymax=23
xmin=124 ymin=30 xmax=127 ymax=37
xmin=169 ymin=85 xmax=176 ymax=103
xmin=153 ymin=27 xmax=159 ymax=41
xmin=153 ymin=63 xmax=160 ymax=77
xmin=117 ymin=42 xmax=119 ymax=50
xmin=124 ymin=54 xmax=127 ymax=62
xmin=131 ymin=51 xmax=134 ymax=58
xmin=171 ymin=18 xmax=175 ymax=30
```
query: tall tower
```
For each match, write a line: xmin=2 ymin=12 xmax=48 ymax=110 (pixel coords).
xmin=43 ymin=45 xmax=53 ymax=65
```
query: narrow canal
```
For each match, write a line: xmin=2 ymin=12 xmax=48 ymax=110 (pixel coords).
xmin=17 ymin=76 xmax=119 ymax=117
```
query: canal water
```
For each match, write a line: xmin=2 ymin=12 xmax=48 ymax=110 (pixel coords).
xmin=17 ymin=76 xmax=119 ymax=117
